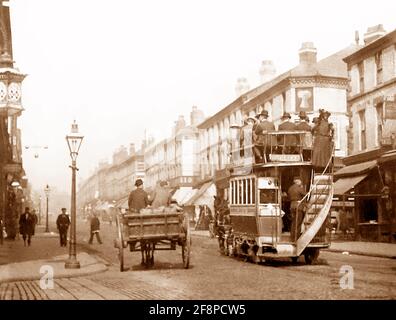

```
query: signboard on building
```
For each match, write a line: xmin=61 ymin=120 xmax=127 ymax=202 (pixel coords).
xmin=384 ymin=95 xmax=396 ymax=119
xmin=3 ymin=163 xmax=22 ymax=174
xmin=296 ymin=88 xmax=313 ymax=112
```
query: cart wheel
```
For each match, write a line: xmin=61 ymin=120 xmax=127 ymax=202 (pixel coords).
xmin=116 ymin=215 xmax=125 ymax=272
xmin=304 ymin=248 xmax=320 ymax=265
xmin=182 ymin=224 xmax=191 ymax=269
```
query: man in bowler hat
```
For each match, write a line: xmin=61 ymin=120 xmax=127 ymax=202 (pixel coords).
xmin=278 ymin=112 xmax=297 ymax=154
xmin=254 ymin=110 xmax=275 ymax=162
xmin=128 ymin=179 xmax=150 ymax=213
xmin=56 ymin=208 xmax=70 ymax=247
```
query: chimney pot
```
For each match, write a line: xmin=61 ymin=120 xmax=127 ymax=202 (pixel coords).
xmin=363 ymin=24 xmax=386 ymax=45
xmin=299 ymin=42 xmax=317 ymax=66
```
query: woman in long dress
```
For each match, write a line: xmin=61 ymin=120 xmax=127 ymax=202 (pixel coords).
xmin=312 ymin=110 xmax=334 ymax=173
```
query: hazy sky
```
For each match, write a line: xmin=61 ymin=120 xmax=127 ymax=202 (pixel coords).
xmin=8 ymin=0 xmax=396 ymax=194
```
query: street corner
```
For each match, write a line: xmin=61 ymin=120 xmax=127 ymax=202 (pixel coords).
xmin=0 ymin=251 xmax=108 ymax=284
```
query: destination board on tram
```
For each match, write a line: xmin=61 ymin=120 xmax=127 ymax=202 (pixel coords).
xmin=269 ymin=154 xmax=302 ymax=162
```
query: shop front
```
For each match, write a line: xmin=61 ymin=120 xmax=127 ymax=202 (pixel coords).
xmin=334 ymin=158 xmax=396 ymax=243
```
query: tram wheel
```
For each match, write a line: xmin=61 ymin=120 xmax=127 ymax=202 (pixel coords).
xmin=304 ymin=248 xmax=320 ymax=265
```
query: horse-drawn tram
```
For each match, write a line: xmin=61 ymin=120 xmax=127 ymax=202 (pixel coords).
xmin=114 ymin=208 xmax=191 ymax=271
xmin=217 ymin=130 xmax=334 ymax=264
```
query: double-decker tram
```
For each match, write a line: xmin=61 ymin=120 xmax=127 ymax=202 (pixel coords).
xmin=218 ymin=129 xmax=334 ymax=264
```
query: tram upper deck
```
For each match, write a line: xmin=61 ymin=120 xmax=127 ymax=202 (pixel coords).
xmin=231 ymin=130 xmax=313 ymax=169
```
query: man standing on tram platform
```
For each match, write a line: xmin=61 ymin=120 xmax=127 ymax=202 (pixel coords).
xmin=288 ymin=178 xmax=306 ymax=242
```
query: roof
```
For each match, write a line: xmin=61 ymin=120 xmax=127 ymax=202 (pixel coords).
xmin=343 ymin=28 xmax=396 ymax=64
xmin=334 ymin=160 xmax=377 ymax=178
xmin=198 ymin=45 xmax=361 ymax=129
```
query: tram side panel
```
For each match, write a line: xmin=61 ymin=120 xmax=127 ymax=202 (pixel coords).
xmin=229 ymin=205 xmax=258 ymax=237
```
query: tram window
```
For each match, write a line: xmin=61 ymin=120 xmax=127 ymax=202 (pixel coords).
xmin=247 ymin=179 xmax=251 ymax=204
xmin=239 ymin=180 xmax=243 ymax=204
xmin=259 ymin=189 xmax=278 ymax=204
xmin=252 ymin=179 xmax=256 ymax=204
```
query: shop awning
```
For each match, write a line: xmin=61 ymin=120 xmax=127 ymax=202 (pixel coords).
xmin=179 ymin=188 xmax=198 ymax=205
xmin=333 ymin=174 xmax=368 ymax=195
xmin=185 ymin=182 xmax=216 ymax=206
xmin=334 ymin=160 xmax=377 ymax=178
xmin=172 ymin=188 xmax=193 ymax=205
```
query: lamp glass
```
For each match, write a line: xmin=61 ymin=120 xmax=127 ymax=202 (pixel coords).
xmin=66 ymin=120 xmax=84 ymax=161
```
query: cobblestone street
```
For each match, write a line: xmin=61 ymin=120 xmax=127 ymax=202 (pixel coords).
xmin=1 ymin=220 xmax=395 ymax=300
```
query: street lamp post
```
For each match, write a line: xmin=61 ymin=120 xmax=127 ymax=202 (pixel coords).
xmin=65 ymin=120 xmax=84 ymax=269
xmin=44 ymin=185 xmax=50 ymax=232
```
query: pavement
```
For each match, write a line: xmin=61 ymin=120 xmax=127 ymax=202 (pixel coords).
xmin=190 ymin=230 xmax=396 ymax=259
xmin=0 ymin=225 xmax=108 ymax=284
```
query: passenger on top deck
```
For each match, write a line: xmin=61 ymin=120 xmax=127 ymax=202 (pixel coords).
xmin=278 ymin=112 xmax=297 ymax=154
xmin=240 ymin=116 xmax=256 ymax=158
xmin=312 ymin=109 xmax=334 ymax=173
xmin=254 ymin=110 xmax=275 ymax=163
xmin=296 ymin=111 xmax=312 ymax=161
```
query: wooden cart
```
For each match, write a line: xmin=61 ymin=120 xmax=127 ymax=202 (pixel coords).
xmin=114 ymin=210 xmax=191 ymax=271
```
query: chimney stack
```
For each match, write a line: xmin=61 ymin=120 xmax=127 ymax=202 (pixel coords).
xmin=129 ymin=143 xmax=136 ymax=156
xmin=259 ymin=60 xmax=276 ymax=84
xmin=355 ymin=30 xmax=360 ymax=45
xmin=363 ymin=24 xmax=386 ymax=45
xmin=299 ymin=42 xmax=317 ymax=67
xmin=235 ymin=77 xmax=250 ymax=97
xmin=174 ymin=115 xmax=186 ymax=134
xmin=190 ymin=106 xmax=205 ymax=126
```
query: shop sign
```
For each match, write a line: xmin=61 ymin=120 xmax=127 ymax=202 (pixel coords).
xmin=384 ymin=95 xmax=396 ymax=119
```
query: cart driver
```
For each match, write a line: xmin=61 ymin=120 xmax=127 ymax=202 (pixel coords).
xmin=128 ymin=179 xmax=150 ymax=213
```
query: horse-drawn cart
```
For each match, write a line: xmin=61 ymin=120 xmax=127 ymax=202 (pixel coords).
xmin=114 ymin=209 xmax=191 ymax=271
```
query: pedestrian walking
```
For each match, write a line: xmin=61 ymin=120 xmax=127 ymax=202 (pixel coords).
xmin=288 ymin=178 xmax=306 ymax=242
xmin=56 ymin=208 xmax=70 ymax=247
xmin=88 ymin=213 xmax=102 ymax=244
xmin=19 ymin=207 xmax=36 ymax=246
xmin=31 ymin=209 xmax=38 ymax=236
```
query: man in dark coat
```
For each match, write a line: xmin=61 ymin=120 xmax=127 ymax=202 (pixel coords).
xmin=128 ymin=179 xmax=150 ymax=265
xmin=56 ymin=208 xmax=70 ymax=247
xmin=288 ymin=178 xmax=306 ymax=242
xmin=128 ymin=179 xmax=149 ymax=213
xmin=254 ymin=110 xmax=275 ymax=162
xmin=296 ymin=111 xmax=312 ymax=161
xmin=88 ymin=213 xmax=102 ymax=244
xmin=278 ymin=112 xmax=297 ymax=154
xmin=19 ymin=207 xmax=36 ymax=246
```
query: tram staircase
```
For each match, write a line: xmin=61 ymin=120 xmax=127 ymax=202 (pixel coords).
xmin=295 ymin=156 xmax=334 ymax=256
